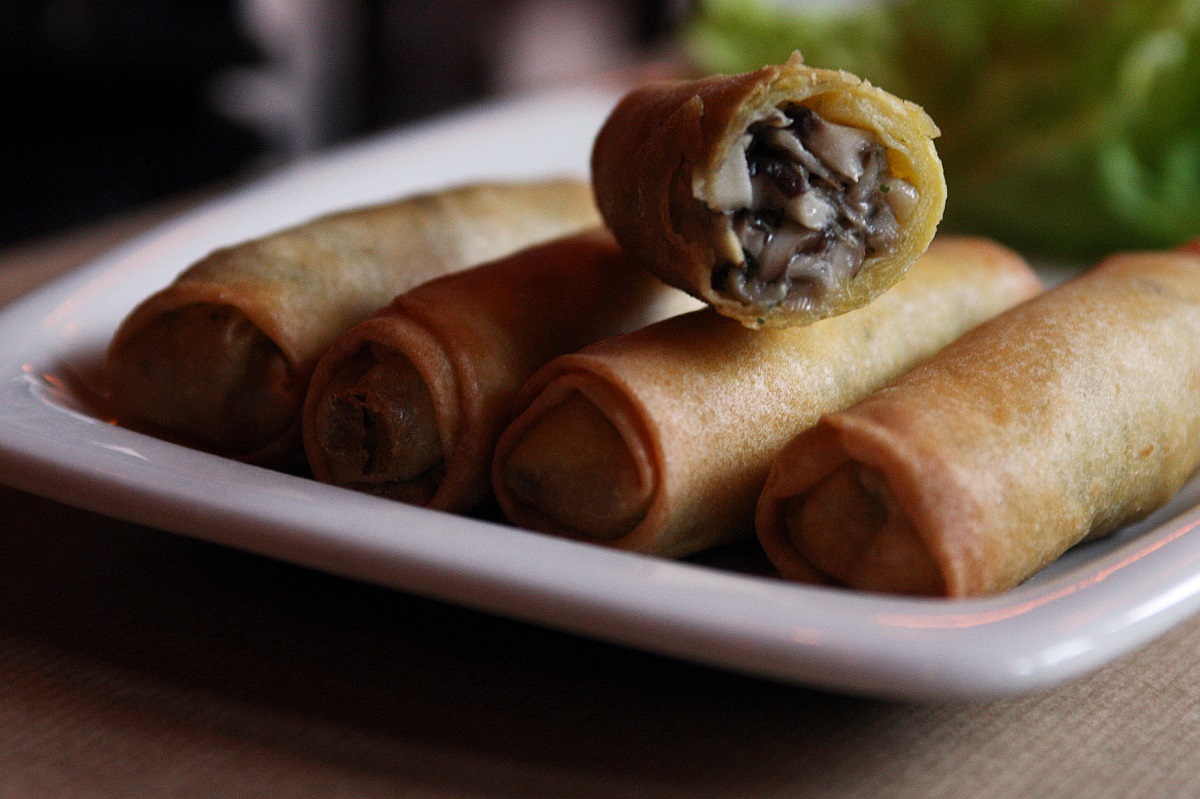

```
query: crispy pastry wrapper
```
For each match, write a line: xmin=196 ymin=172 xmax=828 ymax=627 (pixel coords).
xmin=493 ymin=237 xmax=1040 ymax=558
xmin=756 ymin=247 xmax=1200 ymax=597
xmin=302 ymin=230 xmax=698 ymax=512
xmin=105 ymin=179 xmax=600 ymax=468
xmin=591 ymin=52 xmax=946 ymax=329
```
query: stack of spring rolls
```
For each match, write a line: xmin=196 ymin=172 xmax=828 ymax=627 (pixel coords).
xmin=107 ymin=179 xmax=604 ymax=467
xmin=105 ymin=53 xmax=1200 ymax=599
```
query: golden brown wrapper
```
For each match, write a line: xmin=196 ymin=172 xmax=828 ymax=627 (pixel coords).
xmin=493 ymin=237 xmax=1040 ymax=558
xmin=302 ymin=230 xmax=698 ymax=512
xmin=756 ymin=248 xmax=1200 ymax=598
xmin=591 ymin=52 xmax=945 ymax=329
xmin=105 ymin=179 xmax=600 ymax=468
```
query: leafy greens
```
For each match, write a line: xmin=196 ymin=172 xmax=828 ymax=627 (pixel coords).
xmin=684 ymin=0 xmax=1200 ymax=260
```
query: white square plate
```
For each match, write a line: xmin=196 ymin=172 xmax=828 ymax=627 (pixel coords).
xmin=4 ymin=87 xmax=1200 ymax=700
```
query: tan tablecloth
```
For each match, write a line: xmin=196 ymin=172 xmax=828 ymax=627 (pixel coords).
xmin=2 ymin=201 xmax=1199 ymax=799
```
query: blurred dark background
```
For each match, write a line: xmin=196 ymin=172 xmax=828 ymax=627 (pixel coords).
xmin=1 ymin=0 xmax=689 ymax=249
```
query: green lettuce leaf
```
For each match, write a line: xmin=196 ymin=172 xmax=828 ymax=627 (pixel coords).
xmin=684 ymin=0 xmax=1200 ymax=260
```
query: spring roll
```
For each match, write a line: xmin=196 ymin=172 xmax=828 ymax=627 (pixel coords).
xmin=591 ymin=52 xmax=946 ymax=329
xmin=302 ymin=230 xmax=698 ymax=511
xmin=756 ymin=247 xmax=1200 ymax=597
xmin=105 ymin=179 xmax=600 ymax=468
xmin=493 ymin=237 xmax=1040 ymax=558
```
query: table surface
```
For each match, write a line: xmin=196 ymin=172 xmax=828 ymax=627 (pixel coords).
xmin=2 ymin=197 xmax=1200 ymax=799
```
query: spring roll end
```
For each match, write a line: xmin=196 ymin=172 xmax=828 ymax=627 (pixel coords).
xmin=497 ymin=391 xmax=652 ymax=542
xmin=107 ymin=301 xmax=300 ymax=457
xmin=758 ymin=420 xmax=951 ymax=596
xmin=692 ymin=62 xmax=945 ymax=329
xmin=308 ymin=344 xmax=444 ymax=504
xmin=779 ymin=461 xmax=946 ymax=596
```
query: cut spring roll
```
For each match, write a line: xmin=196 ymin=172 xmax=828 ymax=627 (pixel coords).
xmin=493 ymin=237 xmax=1040 ymax=558
xmin=105 ymin=179 xmax=600 ymax=468
xmin=302 ymin=230 xmax=698 ymax=512
xmin=756 ymin=247 xmax=1200 ymax=597
xmin=591 ymin=52 xmax=946 ymax=329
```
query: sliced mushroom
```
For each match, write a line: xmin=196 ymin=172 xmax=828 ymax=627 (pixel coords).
xmin=703 ymin=104 xmax=918 ymax=315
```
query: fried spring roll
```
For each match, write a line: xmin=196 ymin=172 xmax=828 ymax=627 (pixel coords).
xmin=493 ymin=237 xmax=1040 ymax=558
xmin=756 ymin=248 xmax=1200 ymax=597
xmin=302 ymin=230 xmax=698 ymax=511
xmin=105 ymin=179 xmax=600 ymax=468
xmin=591 ymin=52 xmax=946 ymax=329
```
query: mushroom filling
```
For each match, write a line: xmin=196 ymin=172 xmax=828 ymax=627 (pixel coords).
xmin=706 ymin=105 xmax=919 ymax=313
